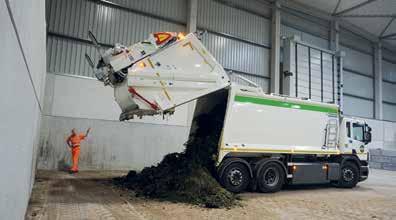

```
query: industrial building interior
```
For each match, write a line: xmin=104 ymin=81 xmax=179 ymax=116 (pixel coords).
xmin=2 ymin=0 xmax=396 ymax=219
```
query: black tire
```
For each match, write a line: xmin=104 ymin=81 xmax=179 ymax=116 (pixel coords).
xmin=257 ymin=162 xmax=285 ymax=193
xmin=220 ymin=163 xmax=251 ymax=193
xmin=337 ymin=161 xmax=359 ymax=188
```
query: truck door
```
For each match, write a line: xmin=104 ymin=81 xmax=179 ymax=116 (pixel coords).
xmin=346 ymin=122 xmax=366 ymax=155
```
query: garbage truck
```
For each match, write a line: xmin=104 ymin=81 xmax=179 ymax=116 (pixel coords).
xmin=85 ymin=32 xmax=371 ymax=193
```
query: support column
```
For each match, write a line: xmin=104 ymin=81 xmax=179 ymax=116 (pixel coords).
xmin=330 ymin=19 xmax=339 ymax=51
xmin=186 ymin=0 xmax=198 ymax=33
xmin=374 ymin=42 xmax=383 ymax=120
xmin=270 ymin=0 xmax=281 ymax=94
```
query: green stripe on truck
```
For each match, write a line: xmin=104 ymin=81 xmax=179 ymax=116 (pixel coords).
xmin=235 ymin=95 xmax=338 ymax=114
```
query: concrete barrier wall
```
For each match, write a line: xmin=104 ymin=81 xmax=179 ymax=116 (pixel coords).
xmin=38 ymin=115 xmax=189 ymax=170
xmin=360 ymin=118 xmax=396 ymax=150
xmin=369 ymin=149 xmax=396 ymax=171
xmin=0 ymin=0 xmax=46 ymax=219
xmin=38 ymin=73 xmax=192 ymax=170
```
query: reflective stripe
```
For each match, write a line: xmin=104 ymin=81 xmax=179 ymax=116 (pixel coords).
xmin=220 ymin=147 xmax=340 ymax=155
xmin=234 ymin=95 xmax=338 ymax=114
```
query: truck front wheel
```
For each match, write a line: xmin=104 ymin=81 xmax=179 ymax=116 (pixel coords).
xmin=257 ymin=162 xmax=285 ymax=193
xmin=337 ymin=161 xmax=359 ymax=188
xmin=220 ymin=163 xmax=251 ymax=193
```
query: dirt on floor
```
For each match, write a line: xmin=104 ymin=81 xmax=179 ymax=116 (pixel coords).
xmin=26 ymin=169 xmax=396 ymax=220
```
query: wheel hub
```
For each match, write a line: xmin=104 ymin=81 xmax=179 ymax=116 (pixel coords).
xmin=264 ymin=168 xmax=279 ymax=187
xmin=343 ymin=168 xmax=354 ymax=182
xmin=228 ymin=168 xmax=243 ymax=186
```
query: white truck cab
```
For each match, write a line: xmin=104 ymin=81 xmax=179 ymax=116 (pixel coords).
xmin=339 ymin=117 xmax=372 ymax=161
xmin=87 ymin=32 xmax=372 ymax=193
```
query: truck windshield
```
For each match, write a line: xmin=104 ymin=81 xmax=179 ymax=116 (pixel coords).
xmin=352 ymin=123 xmax=364 ymax=142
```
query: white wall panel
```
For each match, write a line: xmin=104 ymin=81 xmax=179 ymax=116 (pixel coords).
xmin=383 ymin=120 xmax=396 ymax=148
xmin=360 ymin=117 xmax=384 ymax=149
xmin=384 ymin=103 xmax=396 ymax=122
xmin=383 ymin=82 xmax=396 ymax=103
xmin=356 ymin=117 xmax=396 ymax=150
xmin=288 ymin=42 xmax=338 ymax=103
xmin=382 ymin=48 xmax=396 ymax=64
xmin=202 ymin=32 xmax=270 ymax=78
xmin=0 ymin=1 xmax=45 ymax=219
xmin=38 ymin=115 xmax=189 ymax=170
xmin=197 ymin=0 xmax=271 ymax=45
xmin=8 ymin=0 xmax=47 ymax=105
xmin=341 ymin=45 xmax=373 ymax=76
xmin=383 ymin=60 xmax=396 ymax=82
xmin=343 ymin=95 xmax=374 ymax=118
xmin=343 ymin=71 xmax=374 ymax=99
xmin=44 ymin=74 xmax=190 ymax=126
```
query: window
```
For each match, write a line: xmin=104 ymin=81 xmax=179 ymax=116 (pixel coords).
xmin=346 ymin=122 xmax=351 ymax=138
xmin=352 ymin=123 xmax=364 ymax=142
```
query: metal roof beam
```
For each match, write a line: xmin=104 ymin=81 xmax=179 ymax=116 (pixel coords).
xmin=332 ymin=0 xmax=341 ymax=15
xmin=337 ymin=14 xmax=396 ymax=18
xmin=380 ymin=18 xmax=396 ymax=37
xmin=334 ymin=0 xmax=378 ymax=16
xmin=269 ymin=0 xmax=396 ymax=51
xmin=381 ymin=33 xmax=396 ymax=39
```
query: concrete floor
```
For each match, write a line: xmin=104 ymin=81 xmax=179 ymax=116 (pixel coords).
xmin=26 ymin=169 xmax=396 ymax=220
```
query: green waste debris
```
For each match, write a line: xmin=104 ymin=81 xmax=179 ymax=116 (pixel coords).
xmin=114 ymin=104 xmax=238 ymax=208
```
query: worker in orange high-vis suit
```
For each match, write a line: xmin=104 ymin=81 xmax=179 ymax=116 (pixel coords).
xmin=66 ymin=128 xmax=91 ymax=173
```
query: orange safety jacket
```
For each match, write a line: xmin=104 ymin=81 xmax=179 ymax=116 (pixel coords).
xmin=67 ymin=133 xmax=86 ymax=147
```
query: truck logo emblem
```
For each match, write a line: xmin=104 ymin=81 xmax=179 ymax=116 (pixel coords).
xmin=359 ymin=145 xmax=364 ymax=153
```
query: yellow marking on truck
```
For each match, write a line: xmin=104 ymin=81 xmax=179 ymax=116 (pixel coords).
xmin=147 ymin=58 xmax=155 ymax=68
xmin=155 ymin=72 xmax=172 ymax=101
xmin=182 ymin=42 xmax=194 ymax=50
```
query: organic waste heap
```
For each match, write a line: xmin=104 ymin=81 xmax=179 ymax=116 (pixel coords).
xmin=114 ymin=104 xmax=238 ymax=208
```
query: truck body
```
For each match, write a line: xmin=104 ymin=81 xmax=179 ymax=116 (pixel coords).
xmin=87 ymin=32 xmax=372 ymax=193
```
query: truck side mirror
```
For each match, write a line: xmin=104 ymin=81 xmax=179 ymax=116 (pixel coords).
xmin=364 ymin=132 xmax=371 ymax=144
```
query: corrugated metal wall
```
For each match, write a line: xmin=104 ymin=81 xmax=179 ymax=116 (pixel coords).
xmin=340 ymin=28 xmax=373 ymax=54
xmin=340 ymin=44 xmax=375 ymax=118
xmin=197 ymin=0 xmax=271 ymax=92
xmin=280 ymin=25 xmax=329 ymax=49
xmin=46 ymin=0 xmax=272 ymax=92
xmin=201 ymin=33 xmax=270 ymax=78
xmin=292 ymin=44 xmax=337 ymax=103
xmin=45 ymin=0 xmax=396 ymax=121
xmin=46 ymin=0 xmax=185 ymax=78
xmin=279 ymin=6 xmax=381 ymax=119
xmin=281 ymin=7 xmax=330 ymax=49
xmin=383 ymin=60 xmax=396 ymax=121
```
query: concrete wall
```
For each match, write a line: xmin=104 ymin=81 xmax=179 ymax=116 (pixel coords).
xmin=361 ymin=118 xmax=396 ymax=150
xmin=38 ymin=74 xmax=190 ymax=170
xmin=0 ymin=0 xmax=46 ymax=219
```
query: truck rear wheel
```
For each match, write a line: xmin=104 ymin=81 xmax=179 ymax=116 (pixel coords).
xmin=220 ymin=163 xmax=251 ymax=193
xmin=257 ymin=162 xmax=285 ymax=193
xmin=337 ymin=161 xmax=359 ymax=188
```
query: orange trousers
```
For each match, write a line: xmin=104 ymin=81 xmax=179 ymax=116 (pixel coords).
xmin=71 ymin=147 xmax=80 ymax=171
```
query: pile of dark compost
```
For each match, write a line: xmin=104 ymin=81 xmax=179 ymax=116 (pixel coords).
xmin=114 ymin=100 xmax=238 ymax=208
